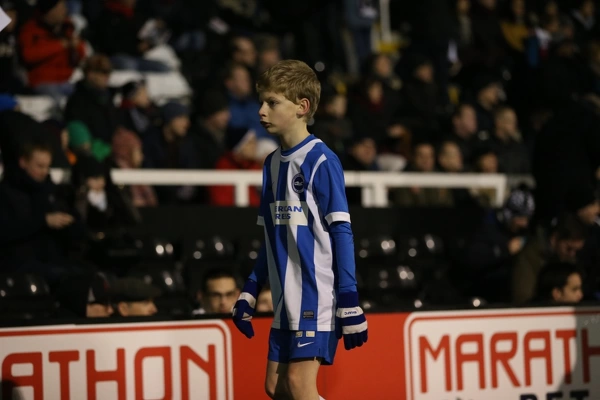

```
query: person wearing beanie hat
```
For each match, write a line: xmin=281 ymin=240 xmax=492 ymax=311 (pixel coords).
xmin=18 ymin=0 xmax=85 ymax=97
xmin=67 ymin=120 xmax=112 ymax=162
xmin=207 ymin=128 xmax=261 ymax=206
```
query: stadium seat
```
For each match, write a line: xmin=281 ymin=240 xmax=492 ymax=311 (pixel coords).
xmin=397 ymin=234 xmax=445 ymax=263
xmin=137 ymin=237 xmax=181 ymax=262
xmin=354 ymin=235 xmax=397 ymax=262
xmin=0 ymin=273 xmax=56 ymax=320
xmin=128 ymin=266 xmax=186 ymax=296
xmin=187 ymin=236 xmax=236 ymax=262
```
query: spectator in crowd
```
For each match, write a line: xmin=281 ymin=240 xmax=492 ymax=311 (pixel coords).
xmin=55 ymin=271 xmax=114 ymax=318
xmin=0 ymin=0 xmax=22 ymax=93
xmin=512 ymin=213 xmax=587 ymax=304
xmin=71 ymin=155 xmax=140 ymax=233
xmin=112 ymin=277 xmax=160 ymax=317
xmin=256 ymin=284 xmax=274 ymax=313
xmin=362 ymin=53 xmax=402 ymax=95
xmin=66 ymin=120 xmax=112 ymax=162
xmin=344 ymin=0 xmax=378 ymax=66
xmin=451 ymin=0 xmax=475 ymax=73
xmin=343 ymin=135 xmax=379 ymax=205
xmin=229 ymin=35 xmax=258 ymax=75
xmin=392 ymin=141 xmax=454 ymax=206
xmin=196 ymin=268 xmax=240 ymax=315
xmin=473 ymin=145 xmax=499 ymax=174
xmin=472 ymin=74 xmax=503 ymax=134
xmin=399 ymin=54 xmax=442 ymax=135
xmin=255 ymin=35 xmax=281 ymax=76
xmin=119 ymin=79 xmax=159 ymax=137
xmin=533 ymin=262 xmax=584 ymax=304
xmin=438 ymin=140 xmax=477 ymax=206
xmin=111 ymin=128 xmax=157 ymax=207
xmin=437 ymin=140 xmax=464 ymax=173
xmin=91 ymin=0 xmax=170 ymax=72
xmin=18 ymin=0 xmax=86 ymax=100
xmin=208 ymin=129 xmax=261 ymax=207
xmin=65 ymin=55 xmax=120 ymax=144
xmin=347 ymin=76 xmax=397 ymax=147
xmin=224 ymin=62 xmax=271 ymax=153
xmin=192 ymin=89 xmax=230 ymax=169
xmin=469 ymin=145 xmax=500 ymax=206
xmin=312 ymin=87 xmax=353 ymax=158
xmin=470 ymin=0 xmax=506 ymax=70
xmin=478 ymin=106 xmax=530 ymax=173
xmin=500 ymin=0 xmax=529 ymax=56
xmin=463 ymin=185 xmax=535 ymax=302
xmin=445 ymin=104 xmax=479 ymax=167
xmin=570 ymin=0 xmax=595 ymax=46
xmin=143 ymin=101 xmax=200 ymax=203
xmin=0 ymin=141 xmax=84 ymax=285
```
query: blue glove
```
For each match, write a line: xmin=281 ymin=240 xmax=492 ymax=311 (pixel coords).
xmin=232 ymin=280 xmax=261 ymax=339
xmin=335 ymin=292 xmax=368 ymax=350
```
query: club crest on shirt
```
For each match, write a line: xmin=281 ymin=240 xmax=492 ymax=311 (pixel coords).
xmin=292 ymin=173 xmax=305 ymax=194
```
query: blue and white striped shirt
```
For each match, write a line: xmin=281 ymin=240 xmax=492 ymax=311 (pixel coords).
xmin=250 ymin=135 xmax=357 ymax=331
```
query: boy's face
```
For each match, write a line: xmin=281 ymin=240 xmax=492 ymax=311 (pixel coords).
xmin=552 ymin=273 xmax=583 ymax=304
xmin=258 ymin=91 xmax=305 ymax=136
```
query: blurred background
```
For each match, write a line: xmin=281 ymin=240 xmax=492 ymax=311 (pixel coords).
xmin=0 ymin=0 xmax=599 ymax=322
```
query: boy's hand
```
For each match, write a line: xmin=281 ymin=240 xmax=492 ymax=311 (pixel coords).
xmin=232 ymin=280 xmax=261 ymax=339
xmin=335 ymin=292 xmax=368 ymax=350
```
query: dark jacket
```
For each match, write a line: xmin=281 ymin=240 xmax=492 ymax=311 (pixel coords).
xmin=0 ymin=169 xmax=84 ymax=270
xmin=65 ymin=80 xmax=121 ymax=143
xmin=142 ymin=128 xmax=201 ymax=204
xmin=90 ymin=0 xmax=147 ymax=57
xmin=191 ymin=123 xmax=227 ymax=170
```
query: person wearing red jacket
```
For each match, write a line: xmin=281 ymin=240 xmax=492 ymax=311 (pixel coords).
xmin=208 ymin=129 xmax=262 ymax=207
xmin=18 ymin=0 xmax=86 ymax=101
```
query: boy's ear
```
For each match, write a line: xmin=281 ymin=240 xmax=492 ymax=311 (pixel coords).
xmin=297 ymin=98 xmax=310 ymax=118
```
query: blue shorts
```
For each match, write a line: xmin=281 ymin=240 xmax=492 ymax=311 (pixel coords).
xmin=268 ymin=328 xmax=339 ymax=365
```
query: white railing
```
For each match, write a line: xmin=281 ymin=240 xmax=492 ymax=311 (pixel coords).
xmin=46 ymin=169 xmax=509 ymax=208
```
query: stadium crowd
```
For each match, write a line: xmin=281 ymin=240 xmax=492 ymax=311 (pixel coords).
xmin=0 ymin=0 xmax=599 ymax=320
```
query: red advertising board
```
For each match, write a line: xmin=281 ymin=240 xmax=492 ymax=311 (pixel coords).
xmin=1 ymin=307 xmax=599 ymax=400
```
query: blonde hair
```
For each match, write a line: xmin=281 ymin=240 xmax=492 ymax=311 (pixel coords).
xmin=256 ymin=60 xmax=321 ymax=121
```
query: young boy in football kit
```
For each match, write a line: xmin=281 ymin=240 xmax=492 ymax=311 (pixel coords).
xmin=232 ymin=59 xmax=368 ymax=400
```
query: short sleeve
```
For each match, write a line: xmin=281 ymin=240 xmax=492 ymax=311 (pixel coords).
xmin=313 ymin=157 xmax=351 ymax=225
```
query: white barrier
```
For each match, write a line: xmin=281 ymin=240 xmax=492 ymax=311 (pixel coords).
xmin=46 ymin=169 xmax=508 ymax=208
